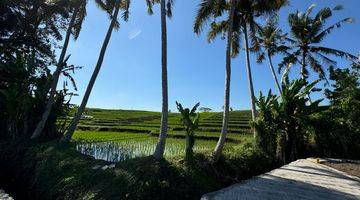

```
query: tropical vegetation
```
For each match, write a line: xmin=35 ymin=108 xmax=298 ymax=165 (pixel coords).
xmin=0 ymin=0 xmax=359 ymax=199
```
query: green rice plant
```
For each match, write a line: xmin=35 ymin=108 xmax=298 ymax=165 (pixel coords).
xmin=76 ymin=137 xmax=221 ymax=162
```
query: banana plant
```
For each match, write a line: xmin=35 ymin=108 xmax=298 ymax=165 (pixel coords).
xmin=176 ymin=101 xmax=200 ymax=161
xmin=254 ymin=69 xmax=323 ymax=164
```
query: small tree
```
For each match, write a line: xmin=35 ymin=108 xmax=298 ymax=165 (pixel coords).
xmin=199 ymin=107 xmax=212 ymax=112
xmin=176 ymin=101 xmax=200 ymax=161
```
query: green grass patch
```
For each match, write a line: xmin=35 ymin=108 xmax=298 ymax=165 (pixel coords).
xmin=72 ymin=131 xmax=149 ymax=142
xmin=0 ymin=137 xmax=276 ymax=200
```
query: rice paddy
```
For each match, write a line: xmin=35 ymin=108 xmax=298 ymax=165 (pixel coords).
xmin=72 ymin=109 xmax=253 ymax=161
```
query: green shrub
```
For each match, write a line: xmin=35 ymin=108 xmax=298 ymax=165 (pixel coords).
xmin=253 ymin=72 xmax=323 ymax=164
xmin=313 ymin=67 xmax=360 ymax=159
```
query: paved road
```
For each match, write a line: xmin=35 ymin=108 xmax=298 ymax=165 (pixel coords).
xmin=201 ymin=159 xmax=360 ymax=200
xmin=0 ymin=189 xmax=13 ymax=200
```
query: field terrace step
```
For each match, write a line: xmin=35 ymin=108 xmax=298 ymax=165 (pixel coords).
xmin=76 ymin=125 xmax=154 ymax=133
xmin=198 ymin=124 xmax=251 ymax=129
xmin=87 ymin=123 xmax=252 ymax=130
xmin=201 ymin=120 xmax=251 ymax=124
xmin=172 ymin=127 xmax=250 ymax=133
xmin=199 ymin=121 xmax=251 ymax=125
xmin=149 ymin=132 xmax=240 ymax=143
xmin=86 ymin=115 xmax=161 ymax=123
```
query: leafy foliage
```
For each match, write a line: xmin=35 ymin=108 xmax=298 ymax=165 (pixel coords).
xmin=253 ymin=90 xmax=280 ymax=160
xmin=176 ymin=101 xmax=200 ymax=160
xmin=145 ymin=0 xmax=175 ymax=18
xmin=0 ymin=0 xmax=73 ymax=65
xmin=253 ymin=72 xmax=323 ymax=164
xmin=0 ymin=54 xmax=74 ymax=139
xmin=256 ymin=18 xmax=289 ymax=62
xmin=313 ymin=66 xmax=360 ymax=158
xmin=280 ymin=4 xmax=357 ymax=80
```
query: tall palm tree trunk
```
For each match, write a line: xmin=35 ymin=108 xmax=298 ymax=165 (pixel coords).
xmin=243 ymin=25 xmax=257 ymax=137
xmin=61 ymin=1 xmax=121 ymax=143
xmin=213 ymin=0 xmax=235 ymax=161
xmin=267 ymin=51 xmax=282 ymax=95
xmin=301 ymin=51 xmax=306 ymax=80
xmin=31 ymin=4 xmax=81 ymax=139
xmin=301 ymin=51 xmax=312 ymax=102
xmin=153 ymin=0 xmax=168 ymax=159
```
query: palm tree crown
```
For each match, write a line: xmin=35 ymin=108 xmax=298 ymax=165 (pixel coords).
xmin=256 ymin=18 xmax=288 ymax=94
xmin=281 ymin=4 xmax=357 ymax=80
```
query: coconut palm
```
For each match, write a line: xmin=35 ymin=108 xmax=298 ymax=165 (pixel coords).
xmin=280 ymin=4 xmax=357 ymax=81
xmin=256 ymin=18 xmax=289 ymax=95
xmin=145 ymin=0 xmax=175 ymax=159
xmin=206 ymin=0 xmax=288 ymax=137
xmin=31 ymin=0 xmax=88 ymax=139
xmin=194 ymin=0 xmax=236 ymax=160
xmin=238 ymin=0 xmax=288 ymax=133
xmin=61 ymin=0 xmax=130 ymax=142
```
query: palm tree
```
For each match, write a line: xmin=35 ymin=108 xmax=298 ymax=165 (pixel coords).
xmin=205 ymin=0 xmax=288 ymax=137
xmin=281 ymin=4 xmax=357 ymax=81
xmin=146 ymin=0 xmax=174 ymax=159
xmin=256 ymin=18 xmax=288 ymax=95
xmin=194 ymin=0 xmax=236 ymax=160
xmin=61 ymin=0 xmax=130 ymax=143
xmin=237 ymin=0 xmax=288 ymax=135
xmin=31 ymin=0 xmax=88 ymax=139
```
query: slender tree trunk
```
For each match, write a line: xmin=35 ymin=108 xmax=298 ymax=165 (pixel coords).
xmin=31 ymin=4 xmax=81 ymax=139
xmin=267 ymin=51 xmax=282 ymax=95
xmin=61 ymin=1 xmax=121 ymax=143
xmin=213 ymin=0 xmax=235 ymax=161
xmin=301 ymin=51 xmax=306 ymax=80
xmin=185 ymin=133 xmax=194 ymax=161
xmin=153 ymin=0 xmax=168 ymax=159
xmin=301 ymin=51 xmax=312 ymax=102
xmin=243 ymin=25 xmax=257 ymax=137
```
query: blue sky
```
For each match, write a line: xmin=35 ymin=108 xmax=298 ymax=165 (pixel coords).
xmin=63 ymin=0 xmax=360 ymax=112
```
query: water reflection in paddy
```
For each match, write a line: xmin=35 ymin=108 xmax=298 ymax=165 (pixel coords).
xmin=76 ymin=138 xmax=215 ymax=162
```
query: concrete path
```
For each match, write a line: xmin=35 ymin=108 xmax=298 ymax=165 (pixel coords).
xmin=0 ymin=189 xmax=13 ymax=200
xmin=201 ymin=159 xmax=360 ymax=200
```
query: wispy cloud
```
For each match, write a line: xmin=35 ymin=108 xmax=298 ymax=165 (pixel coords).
xmin=128 ymin=30 xmax=142 ymax=40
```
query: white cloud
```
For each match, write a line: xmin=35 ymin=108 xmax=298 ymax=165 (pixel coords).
xmin=128 ymin=30 xmax=142 ymax=40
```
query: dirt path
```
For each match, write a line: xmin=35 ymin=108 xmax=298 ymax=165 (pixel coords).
xmin=201 ymin=159 xmax=360 ymax=200
xmin=0 ymin=189 xmax=13 ymax=200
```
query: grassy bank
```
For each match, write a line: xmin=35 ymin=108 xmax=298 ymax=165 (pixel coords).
xmin=0 ymin=138 xmax=276 ymax=200
xmin=0 ymin=109 xmax=275 ymax=199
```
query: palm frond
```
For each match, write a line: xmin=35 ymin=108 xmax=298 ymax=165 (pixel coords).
xmin=145 ymin=0 xmax=154 ymax=15
xmin=312 ymin=51 xmax=336 ymax=67
xmin=307 ymin=54 xmax=326 ymax=80
xmin=95 ymin=0 xmax=112 ymax=15
xmin=207 ymin=20 xmax=227 ymax=42
xmin=193 ymin=0 xmax=226 ymax=34
xmin=312 ymin=46 xmax=358 ymax=61
xmin=72 ymin=0 xmax=87 ymax=40
xmin=121 ymin=0 xmax=131 ymax=21
xmin=312 ymin=17 xmax=353 ymax=43
xmin=333 ymin=4 xmax=344 ymax=11
xmin=314 ymin=7 xmax=332 ymax=23
xmin=166 ymin=0 xmax=175 ymax=18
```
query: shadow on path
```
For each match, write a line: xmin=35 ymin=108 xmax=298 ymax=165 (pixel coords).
xmin=202 ymin=159 xmax=360 ymax=200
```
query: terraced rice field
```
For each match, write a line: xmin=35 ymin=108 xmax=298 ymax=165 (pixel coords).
xmin=71 ymin=108 xmax=253 ymax=161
